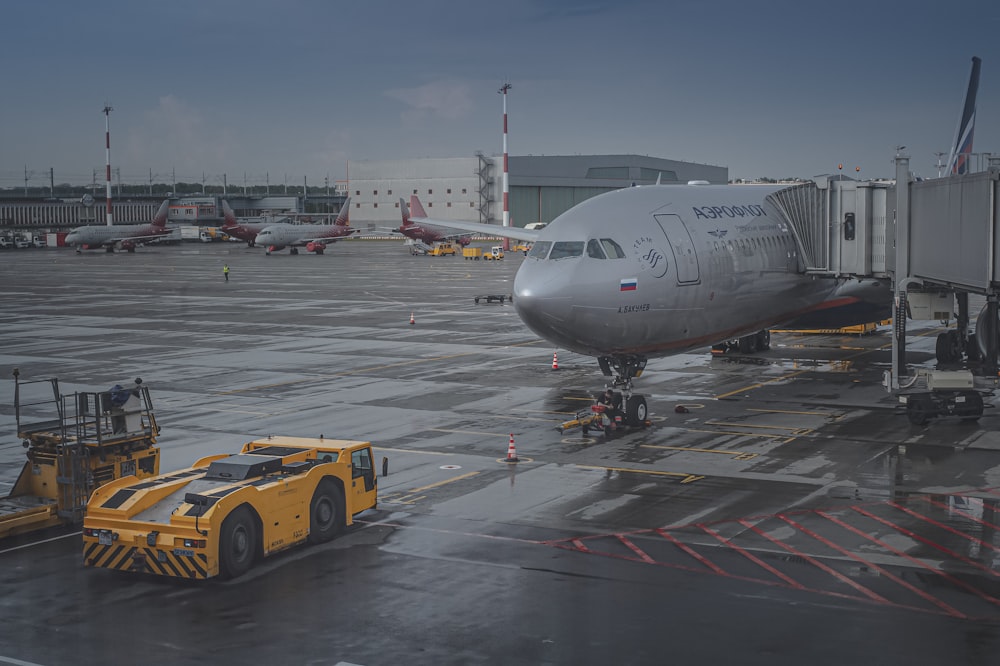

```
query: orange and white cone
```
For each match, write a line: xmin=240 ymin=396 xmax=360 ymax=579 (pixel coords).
xmin=551 ymin=352 xmax=559 ymax=370
xmin=409 ymin=312 xmax=415 ymax=325
xmin=505 ymin=433 xmax=519 ymax=463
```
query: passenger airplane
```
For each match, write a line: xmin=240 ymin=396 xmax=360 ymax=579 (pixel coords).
xmin=219 ymin=200 xmax=272 ymax=247
xmin=404 ymin=183 xmax=895 ymax=423
xmin=65 ymin=200 xmax=172 ymax=253
xmin=256 ymin=197 xmax=355 ymax=255
xmin=394 ymin=197 xmax=473 ymax=247
xmin=400 ymin=58 xmax=983 ymax=424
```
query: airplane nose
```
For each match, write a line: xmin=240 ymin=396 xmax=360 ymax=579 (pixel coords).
xmin=513 ymin=262 xmax=575 ymax=343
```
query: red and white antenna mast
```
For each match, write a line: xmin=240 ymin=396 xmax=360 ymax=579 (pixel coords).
xmin=498 ymin=81 xmax=511 ymax=252
xmin=103 ymin=104 xmax=114 ymax=226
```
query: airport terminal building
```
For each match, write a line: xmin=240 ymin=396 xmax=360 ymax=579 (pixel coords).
xmin=0 ymin=154 xmax=726 ymax=236
xmin=347 ymin=154 xmax=727 ymax=231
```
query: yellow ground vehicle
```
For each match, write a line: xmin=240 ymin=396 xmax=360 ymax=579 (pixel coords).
xmin=82 ymin=436 xmax=378 ymax=579
xmin=2 ymin=371 xmax=160 ymax=539
xmin=483 ymin=246 xmax=504 ymax=260
xmin=463 ymin=247 xmax=483 ymax=260
xmin=428 ymin=242 xmax=457 ymax=256
xmin=510 ymin=243 xmax=531 ymax=254
xmin=772 ymin=319 xmax=890 ymax=335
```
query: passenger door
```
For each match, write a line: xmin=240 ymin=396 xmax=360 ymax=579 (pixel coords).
xmin=653 ymin=214 xmax=701 ymax=284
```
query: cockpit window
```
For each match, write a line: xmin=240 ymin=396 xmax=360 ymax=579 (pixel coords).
xmin=600 ymin=238 xmax=626 ymax=259
xmin=527 ymin=241 xmax=552 ymax=259
xmin=549 ymin=241 xmax=584 ymax=260
xmin=586 ymin=239 xmax=606 ymax=259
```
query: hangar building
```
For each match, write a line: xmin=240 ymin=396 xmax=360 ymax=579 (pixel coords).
xmin=347 ymin=154 xmax=727 ymax=231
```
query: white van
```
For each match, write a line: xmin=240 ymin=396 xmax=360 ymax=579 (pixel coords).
xmin=524 ymin=222 xmax=547 ymax=231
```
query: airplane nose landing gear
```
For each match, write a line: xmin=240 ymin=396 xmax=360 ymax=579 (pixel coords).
xmin=598 ymin=355 xmax=649 ymax=427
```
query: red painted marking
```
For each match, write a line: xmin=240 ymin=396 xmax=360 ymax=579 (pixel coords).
xmin=853 ymin=506 xmax=1000 ymax=585
xmin=923 ymin=496 xmax=998 ymax=532
xmin=655 ymin=528 xmax=727 ymax=575
xmin=616 ymin=534 xmax=655 ymax=563
xmin=698 ymin=524 xmax=804 ymax=590
xmin=781 ymin=513 xmax=964 ymax=618
xmin=888 ymin=501 xmax=1000 ymax=556
xmin=571 ymin=538 xmax=590 ymax=553
xmin=823 ymin=510 xmax=999 ymax=609
xmin=738 ymin=519 xmax=888 ymax=603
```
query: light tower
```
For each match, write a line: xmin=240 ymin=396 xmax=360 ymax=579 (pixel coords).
xmin=498 ymin=81 xmax=512 ymax=252
xmin=103 ymin=104 xmax=114 ymax=226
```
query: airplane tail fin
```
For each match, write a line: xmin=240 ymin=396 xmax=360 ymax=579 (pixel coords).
xmin=945 ymin=56 xmax=981 ymax=176
xmin=334 ymin=196 xmax=352 ymax=226
xmin=151 ymin=200 xmax=170 ymax=228
xmin=399 ymin=197 xmax=411 ymax=227
xmin=409 ymin=195 xmax=428 ymax=219
xmin=221 ymin=200 xmax=238 ymax=228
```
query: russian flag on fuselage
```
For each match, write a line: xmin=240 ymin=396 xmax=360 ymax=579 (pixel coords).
xmin=620 ymin=278 xmax=637 ymax=291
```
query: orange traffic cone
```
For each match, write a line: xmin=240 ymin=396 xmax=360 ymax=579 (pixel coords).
xmin=551 ymin=352 xmax=559 ymax=370
xmin=409 ymin=312 xmax=415 ymax=325
xmin=505 ymin=433 xmax=519 ymax=463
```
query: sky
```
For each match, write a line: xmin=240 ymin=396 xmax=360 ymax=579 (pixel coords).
xmin=1 ymin=0 xmax=998 ymax=189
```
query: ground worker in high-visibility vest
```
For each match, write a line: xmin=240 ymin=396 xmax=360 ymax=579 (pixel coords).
xmin=223 ymin=264 xmax=230 ymax=282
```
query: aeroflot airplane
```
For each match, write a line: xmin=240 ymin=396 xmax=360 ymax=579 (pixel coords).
xmin=404 ymin=57 xmax=980 ymax=424
xmin=405 ymin=190 xmax=890 ymax=424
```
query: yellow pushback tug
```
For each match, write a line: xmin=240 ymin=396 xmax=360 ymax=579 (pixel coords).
xmin=1 ymin=370 xmax=160 ymax=539
xmin=82 ymin=436 xmax=378 ymax=579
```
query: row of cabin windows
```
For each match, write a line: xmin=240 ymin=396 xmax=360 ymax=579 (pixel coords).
xmin=711 ymin=234 xmax=792 ymax=254
xmin=356 ymin=188 xmax=468 ymax=196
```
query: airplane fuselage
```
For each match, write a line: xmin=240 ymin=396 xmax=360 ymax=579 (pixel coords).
xmin=256 ymin=223 xmax=355 ymax=253
xmin=65 ymin=224 xmax=171 ymax=249
xmin=399 ymin=224 xmax=471 ymax=246
xmin=513 ymin=184 xmax=887 ymax=358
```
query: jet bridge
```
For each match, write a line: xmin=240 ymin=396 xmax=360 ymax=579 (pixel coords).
xmin=769 ymin=157 xmax=1000 ymax=423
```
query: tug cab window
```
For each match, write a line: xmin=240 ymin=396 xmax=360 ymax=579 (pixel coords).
xmin=549 ymin=241 xmax=584 ymax=259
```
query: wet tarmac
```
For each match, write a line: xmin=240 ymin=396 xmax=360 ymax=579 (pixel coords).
xmin=2 ymin=241 xmax=1000 ymax=665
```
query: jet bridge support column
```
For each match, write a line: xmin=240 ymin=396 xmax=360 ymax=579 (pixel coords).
xmin=984 ymin=296 xmax=999 ymax=377
xmin=890 ymin=156 xmax=911 ymax=390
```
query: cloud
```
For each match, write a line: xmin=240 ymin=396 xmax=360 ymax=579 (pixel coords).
xmin=383 ymin=80 xmax=475 ymax=123
xmin=123 ymin=95 xmax=237 ymax=177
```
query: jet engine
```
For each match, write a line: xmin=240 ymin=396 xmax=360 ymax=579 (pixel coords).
xmin=306 ymin=242 xmax=326 ymax=254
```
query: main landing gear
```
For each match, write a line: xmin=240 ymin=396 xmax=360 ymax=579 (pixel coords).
xmin=596 ymin=355 xmax=650 ymax=427
xmin=711 ymin=330 xmax=771 ymax=355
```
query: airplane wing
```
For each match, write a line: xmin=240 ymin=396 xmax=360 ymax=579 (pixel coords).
xmin=102 ymin=233 xmax=171 ymax=248
xmin=405 ymin=196 xmax=539 ymax=242
xmin=411 ymin=215 xmax=538 ymax=242
xmin=293 ymin=229 xmax=361 ymax=245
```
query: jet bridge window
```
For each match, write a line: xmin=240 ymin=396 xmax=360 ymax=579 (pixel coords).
xmin=586 ymin=239 xmax=606 ymax=259
xmin=600 ymin=238 xmax=625 ymax=259
xmin=528 ymin=241 xmax=552 ymax=259
xmin=549 ymin=241 xmax=584 ymax=259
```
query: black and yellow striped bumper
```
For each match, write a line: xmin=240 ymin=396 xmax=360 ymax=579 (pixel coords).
xmin=84 ymin=542 xmax=211 ymax=579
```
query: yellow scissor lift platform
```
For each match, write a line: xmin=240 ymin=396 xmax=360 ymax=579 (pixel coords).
xmin=1 ymin=370 xmax=160 ymax=539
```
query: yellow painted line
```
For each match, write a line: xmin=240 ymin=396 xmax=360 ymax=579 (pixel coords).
xmin=675 ymin=426 xmax=790 ymax=440
xmin=704 ymin=420 xmax=807 ymax=433
xmin=407 ymin=471 xmax=480 ymax=493
xmin=575 ymin=464 xmax=705 ymax=484
xmin=372 ymin=446 xmax=449 ymax=456
xmin=429 ymin=428 xmax=518 ymax=437
xmin=713 ymin=369 xmax=810 ymax=399
xmin=641 ymin=444 xmax=758 ymax=461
